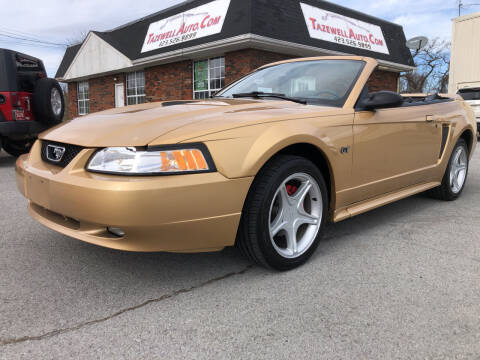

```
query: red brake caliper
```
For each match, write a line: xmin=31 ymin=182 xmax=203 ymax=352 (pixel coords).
xmin=286 ymin=184 xmax=298 ymax=196
xmin=286 ymin=184 xmax=306 ymax=209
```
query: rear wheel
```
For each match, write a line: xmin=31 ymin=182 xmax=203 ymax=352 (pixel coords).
xmin=237 ymin=155 xmax=328 ymax=270
xmin=2 ymin=138 xmax=33 ymax=157
xmin=428 ymin=138 xmax=469 ymax=201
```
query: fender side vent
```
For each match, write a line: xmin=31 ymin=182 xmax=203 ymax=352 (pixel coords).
xmin=439 ymin=125 xmax=450 ymax=159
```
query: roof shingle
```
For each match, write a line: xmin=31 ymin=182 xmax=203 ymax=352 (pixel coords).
xmin=56 ymin=0 xmax=413 ymax=79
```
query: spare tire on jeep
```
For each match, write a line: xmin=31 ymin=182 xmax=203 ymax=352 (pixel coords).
xmin=32 ymin=78 xmax=65 ymax=125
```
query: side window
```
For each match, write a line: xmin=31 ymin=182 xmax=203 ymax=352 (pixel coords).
xmin=16 ymin=55 xmax=44 ymax=93
xmin=366 ymin=69 xmax=399 ymax=93
xmin=193 ymin=57 xmax=225 ymax=99
xmin=126 ymin=71 xmax=146 ymax=105
xmin=77 ymin=81 xmax=89 ymax=115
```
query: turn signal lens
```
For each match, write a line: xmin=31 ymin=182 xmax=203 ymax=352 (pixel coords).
xmin=163 ymin=149 xmax=209 ymax=172
xmin=87 ymin=145 xmax=213 ymax=175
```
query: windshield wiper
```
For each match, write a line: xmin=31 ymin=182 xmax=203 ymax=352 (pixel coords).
xmin=232 ymin=91 xmax=307 ymax=105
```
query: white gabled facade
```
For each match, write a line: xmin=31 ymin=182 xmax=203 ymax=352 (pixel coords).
xmin=61 ymin=32 xmax=133 ymax=81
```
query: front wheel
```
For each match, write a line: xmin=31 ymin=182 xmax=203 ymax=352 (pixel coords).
xmin=428 ymin=138 xmax=469 ymax=201
xmin=237 ymin=155 xmax=328 ymax=270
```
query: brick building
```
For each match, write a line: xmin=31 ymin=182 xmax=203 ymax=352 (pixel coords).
xmin=56 ymin=0 xmax=414 ymax=119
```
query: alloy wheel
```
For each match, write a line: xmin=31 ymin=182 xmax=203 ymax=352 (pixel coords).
xmin=51 ymin=88 xmax=63 ymax=116
xmin=449 ymin=145 xmax=468 ymax=194
xmin=268 ymin=173 xmax=323 ymax=259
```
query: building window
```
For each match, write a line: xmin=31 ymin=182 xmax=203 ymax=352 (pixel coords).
xmin=126 ymin=71 xmax=146 ymax=105
xmin=77 ymin=81 xmax=89 ymax=115
xmin=193 ymin=57 xmax=225 ymax=99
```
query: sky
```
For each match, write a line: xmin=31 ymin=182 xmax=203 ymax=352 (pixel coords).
xmin=1 ymin=0 xmax=478 ymax=77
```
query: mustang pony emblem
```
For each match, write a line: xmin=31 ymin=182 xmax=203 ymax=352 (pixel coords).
xmin=46 ymin=145 xmax=66 ymax=162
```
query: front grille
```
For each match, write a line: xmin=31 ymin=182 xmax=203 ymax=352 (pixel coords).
xmin=41 ymin=141 xmax=84 ymax=168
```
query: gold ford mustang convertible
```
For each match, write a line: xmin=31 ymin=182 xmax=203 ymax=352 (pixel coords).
xmin=16 ymin=56 xmax=477 ymax=270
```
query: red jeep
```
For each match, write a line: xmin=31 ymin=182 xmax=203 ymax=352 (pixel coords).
xmin=0 ymin=49 xmax=65 ymax=156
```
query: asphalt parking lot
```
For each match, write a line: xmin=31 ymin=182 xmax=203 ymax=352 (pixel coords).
xmin=0 ymin=148 xmax=479 ymax=360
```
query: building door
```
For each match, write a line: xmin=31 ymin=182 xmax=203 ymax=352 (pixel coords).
xmin=115 ymin=83 xmax=125 ymax=108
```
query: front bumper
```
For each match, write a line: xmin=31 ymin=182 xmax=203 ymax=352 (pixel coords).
xmin=16 ymin=141 xmax=253 ymax=252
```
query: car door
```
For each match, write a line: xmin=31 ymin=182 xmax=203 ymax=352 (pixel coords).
xmin=347 ymin=104 xmax=443 ymax=204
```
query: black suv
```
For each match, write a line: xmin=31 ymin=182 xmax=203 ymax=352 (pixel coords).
xmin=0 ymin=49 xmax=65 ymax=156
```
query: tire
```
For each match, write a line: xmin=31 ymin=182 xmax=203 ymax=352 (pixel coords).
xmin=2 ymin=138 xmax=33 ymax=157
xmin=236 ymin=155 xmax=328 ymax=270
xmin=427 ymin=138 xmax=469 ymax=201
xmin=32 ymin=78 xmax=65 ymax=125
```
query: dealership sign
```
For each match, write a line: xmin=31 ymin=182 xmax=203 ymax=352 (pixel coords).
xmin=141 ymin=0 xmax=231 ymax=53
xmin=300 ymin=3 xmax=390 ymax=55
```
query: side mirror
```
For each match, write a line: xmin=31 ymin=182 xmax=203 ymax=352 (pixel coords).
xmin=360 ymin=91 xmax=404 ymax=110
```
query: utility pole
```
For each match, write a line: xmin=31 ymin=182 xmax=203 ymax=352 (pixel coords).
xmin=458 ymin=0 xmax=480 ymax=16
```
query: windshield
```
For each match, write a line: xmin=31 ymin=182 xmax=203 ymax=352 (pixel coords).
xmin=216 ymin=60 xmax=365 ymax=107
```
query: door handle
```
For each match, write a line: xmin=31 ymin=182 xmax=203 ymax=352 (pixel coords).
xmin=426 ymin=115 xmax=436 ymax=122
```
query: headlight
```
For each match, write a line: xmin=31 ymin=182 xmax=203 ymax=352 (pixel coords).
xmin=86 ymin=144 xmax=215 ymax=175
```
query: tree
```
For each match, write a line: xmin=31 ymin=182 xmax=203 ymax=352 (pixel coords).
xmin=400 ymin=38 xmax=451 ymax=93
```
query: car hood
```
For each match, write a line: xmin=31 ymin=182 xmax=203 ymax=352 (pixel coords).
xmin=40 ymin=99 xmax=342 ymax=147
